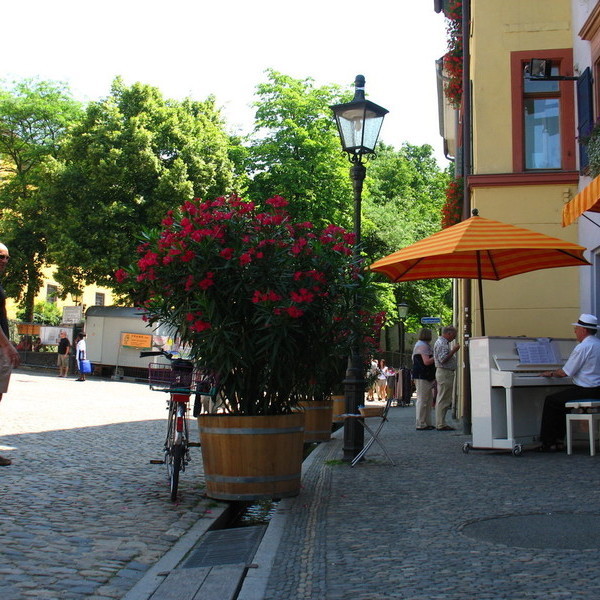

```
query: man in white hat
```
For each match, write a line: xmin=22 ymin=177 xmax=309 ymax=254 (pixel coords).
xmin=539 ymin=313 xmax=600 ymax=451
xmin=0 ymin=242 xmax=21 ymax=465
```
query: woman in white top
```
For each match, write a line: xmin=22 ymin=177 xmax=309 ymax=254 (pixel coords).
xmin=75 ymin=333 xmax=87 ymax=381
xmin=376 ymin=359 xmax=392 ymax=401
xmin=412 ymin=328 xmax=436 ymax=430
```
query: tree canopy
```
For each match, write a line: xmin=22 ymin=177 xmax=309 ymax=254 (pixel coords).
xmin=246 ymin=70 xmax=353 ymax=228
xmin=0 ymin=79 xmax=82 ymax=320
xmin=47 ymin=78 xmax=238 ymax=294
xmin=363 ymin=143 xmax=452 ymax=328
xmin=0 ymin=73 xmax=453 ymax=327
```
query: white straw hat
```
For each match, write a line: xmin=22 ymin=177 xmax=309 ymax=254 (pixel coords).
xmin=571 ymin=313 xmax=598 ymax=330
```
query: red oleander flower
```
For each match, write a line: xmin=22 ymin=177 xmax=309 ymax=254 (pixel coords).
xmin=115 ymin=268 xmax=128 ymax=283
xmin=114 ymin=194 xmax=382 ymax=416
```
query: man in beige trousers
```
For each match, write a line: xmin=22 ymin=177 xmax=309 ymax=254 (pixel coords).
xmin=433 ymin=325 xmax=460 ymax=431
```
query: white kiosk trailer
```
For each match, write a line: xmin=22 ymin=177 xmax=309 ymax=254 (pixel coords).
xmin=85 ymin=306 xmax=174 ymax=379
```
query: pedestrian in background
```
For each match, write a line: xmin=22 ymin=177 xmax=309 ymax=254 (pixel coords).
xmin=376 ymin=359 xmax=391 ymax=401
xmin=433 ymin=325 xmax=460 ymax=431
xmin=57 ymin=330 xmax=71 ymax=377
xmin=367 ymin=357 xmax=378 ymax=401
xmin=412 ymin=328 xmax=436 ymax=430
xmin=0 ymin=242 xmax=21 ymax=466
xmin=75 ymin=333 xmax=87 ymax=381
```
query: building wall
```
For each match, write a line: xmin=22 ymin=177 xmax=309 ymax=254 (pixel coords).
xmin=5 ymin=265 xmax=115 ymax=321
xmin=472 ymin=1 xmax=574 ymax=174
xmin=572 ymin=0 xmax=600 ymax=318
xmin=465 ymin=0 xmax=581 ymax=339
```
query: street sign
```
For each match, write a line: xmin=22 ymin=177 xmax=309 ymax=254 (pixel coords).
xmin=421 ymin=317 xmax=441 ymax=325
xmin=62 ymin=306 xmax=83 ymax=324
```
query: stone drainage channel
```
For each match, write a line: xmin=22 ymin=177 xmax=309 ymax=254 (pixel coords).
xmin=144 ymin=440 xmax=320 ymax=598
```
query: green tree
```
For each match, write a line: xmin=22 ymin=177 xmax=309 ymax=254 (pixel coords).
xmin=17 ymin=300 xmax=61 ymax=325
xmin=364 ymin=143 xmax=453 ymax=326
xmin=48 ymin=78 xmax=238 ymax=294
xmin=247 ymin=70 xmax=352 ymax=228
xmin=0 ymin=79 xmax=82 ymax=320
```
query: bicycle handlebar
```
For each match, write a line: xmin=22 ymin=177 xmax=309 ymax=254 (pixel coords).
xmin=141 ymin=348 xmax=194 ymax=373
xmin=140 ymin=349 xmax=174 ymax=359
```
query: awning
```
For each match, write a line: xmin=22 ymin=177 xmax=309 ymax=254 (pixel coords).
xmin=562 ymin=174 xmax=600 ymax=227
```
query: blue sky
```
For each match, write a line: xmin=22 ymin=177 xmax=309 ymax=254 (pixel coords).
xmin=2 ymin=0 xmax=448 ymax=165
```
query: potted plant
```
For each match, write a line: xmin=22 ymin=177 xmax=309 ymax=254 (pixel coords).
xmin=116 ymin=195 xmax=377 ymax=499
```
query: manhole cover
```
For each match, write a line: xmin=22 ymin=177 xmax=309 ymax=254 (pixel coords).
xmin=461 ymin=513 xmax=600 ymax=549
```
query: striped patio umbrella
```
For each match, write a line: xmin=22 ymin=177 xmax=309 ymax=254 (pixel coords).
xmin=562 ymin=174 xmax=600 ymax=227
xmin=370 ymin=210 xmax=590 ymax=335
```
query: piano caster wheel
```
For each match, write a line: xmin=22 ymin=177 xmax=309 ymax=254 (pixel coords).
xmin=462 ymin=442 xmax=471 ymax=454
xmin=512 ymin=444 xmax=523 ymax=456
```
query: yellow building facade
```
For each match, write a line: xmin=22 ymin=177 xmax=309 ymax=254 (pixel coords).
xmin=465 ymin=0 xmax=582 ymax=339
xmin=5 ymin=265 xmax=114 ymax=322
xmin=433 ymin=0 xmax=600 ymax=426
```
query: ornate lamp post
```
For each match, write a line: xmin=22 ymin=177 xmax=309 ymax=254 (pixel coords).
xmin=397 ymin=301 xmax=409 ymax=367
xmin=331 ymin=75 xmax=388 ymax=461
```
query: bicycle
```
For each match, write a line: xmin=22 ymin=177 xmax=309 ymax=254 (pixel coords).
xmin=141 ymin=349 xmax=197 ymax=502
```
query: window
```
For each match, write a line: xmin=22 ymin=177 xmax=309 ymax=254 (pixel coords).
xmin=46 ymin=284 xmax=58 ymax=304
xmin=95 ymin=292 xmax=105 ymax=306
xmin=511 ymin=49 xmax=576 ymax=173
xmin=577 ymin=67 xmax=594 ymax=172
xmin=523 ymin=67 xmax=561 ymax=169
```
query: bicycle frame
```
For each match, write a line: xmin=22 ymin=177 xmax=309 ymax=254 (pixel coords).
xmin=142 ymin=349 xmax=195 ymax=502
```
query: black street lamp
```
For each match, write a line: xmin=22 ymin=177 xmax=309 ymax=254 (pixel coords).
xmin=331 ymin=75 xmax=388 ymax=461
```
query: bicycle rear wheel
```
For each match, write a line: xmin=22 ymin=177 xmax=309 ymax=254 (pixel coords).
xmin=169 ymin=444 xmax=184 ymax=501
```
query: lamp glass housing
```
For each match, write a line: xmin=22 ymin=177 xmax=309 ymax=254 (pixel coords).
xmin=397 ymin=302 xmax=409 ymax=320
xmin=331 ymin=75 xmax=388 ymax=158
xmin=332 ymin=101 xmax=388 ymax=155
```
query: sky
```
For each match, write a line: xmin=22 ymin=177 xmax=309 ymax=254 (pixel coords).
xmin=1 ymin=0 xmax=449 ymax=166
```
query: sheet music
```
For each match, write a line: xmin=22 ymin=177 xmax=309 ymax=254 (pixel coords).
xmin=515 ymin=338 xmax=561 ymax=365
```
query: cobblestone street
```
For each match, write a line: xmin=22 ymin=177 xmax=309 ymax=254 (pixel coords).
xmin=0 ymin=370 xmax=219 ymax=600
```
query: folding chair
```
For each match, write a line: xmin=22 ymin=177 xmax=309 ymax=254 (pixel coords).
xmin=341 ymin=395 xmax=396 ymax=467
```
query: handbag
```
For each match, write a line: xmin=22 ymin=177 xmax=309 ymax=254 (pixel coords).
xmin=412 ymin=353 xmax=436 ymax=381
xmin=79 ymin=359 xmax=92 ymax=374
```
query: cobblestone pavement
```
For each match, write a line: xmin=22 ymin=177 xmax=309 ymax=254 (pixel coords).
xmin=258 ymin=403 xmax=600 ymax=600
xmin=0 ymin=370 xmax=221 ymax=600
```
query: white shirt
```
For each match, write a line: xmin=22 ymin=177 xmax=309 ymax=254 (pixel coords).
xmin=76 ymin=338 xmax=87 ymax=360
xmin=562 ymin=334 xmax=600 ymax=387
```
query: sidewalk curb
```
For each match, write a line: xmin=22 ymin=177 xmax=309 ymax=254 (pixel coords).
xmin=236 ymin=431 xmax=342 ymax=600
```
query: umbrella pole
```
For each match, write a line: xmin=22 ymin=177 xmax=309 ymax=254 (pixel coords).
xmin=478 ymin=278 xmax=485 ymax=336
xmin=476 ymin=252 xmax=486 ymax=336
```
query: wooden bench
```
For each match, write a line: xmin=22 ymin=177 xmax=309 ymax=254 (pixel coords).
xmin=565 ymin=400 xmax=600 ymax=456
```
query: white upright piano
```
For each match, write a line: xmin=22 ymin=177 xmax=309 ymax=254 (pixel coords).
xmin=468 ymin=336 xmax=577 ymax=455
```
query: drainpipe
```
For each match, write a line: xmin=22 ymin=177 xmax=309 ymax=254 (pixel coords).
xmin=461 ymin=0 xmax=472 ymax=435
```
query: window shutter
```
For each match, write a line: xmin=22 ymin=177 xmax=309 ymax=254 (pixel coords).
xmin=577 ymin=67 xmax=593 ymax=172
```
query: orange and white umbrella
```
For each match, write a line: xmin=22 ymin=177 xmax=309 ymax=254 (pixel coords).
xmin=370 ymin=210 xmax=590 ymax=335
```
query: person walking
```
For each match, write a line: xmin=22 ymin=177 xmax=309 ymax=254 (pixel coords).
xmin=412 ymin=328 xmax=436 ymax=430
xmin=57 ymin=330 xmax=71 ymax=377
xmin=75 ymin=333 xmax=87 ymax=381
xmin=433 ymin=325 xmax=460 ymax=431
xmin=0 ymin=242 xmax=21 ymax=465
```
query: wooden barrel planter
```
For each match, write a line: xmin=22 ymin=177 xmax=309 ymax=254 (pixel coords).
xmin=299 ymin=399 xmax=333 ymax=442
xmin=198 ymin=413 xmax=304 ymax=501
xmin=331 ymin=395 xmax=346 ymax=424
